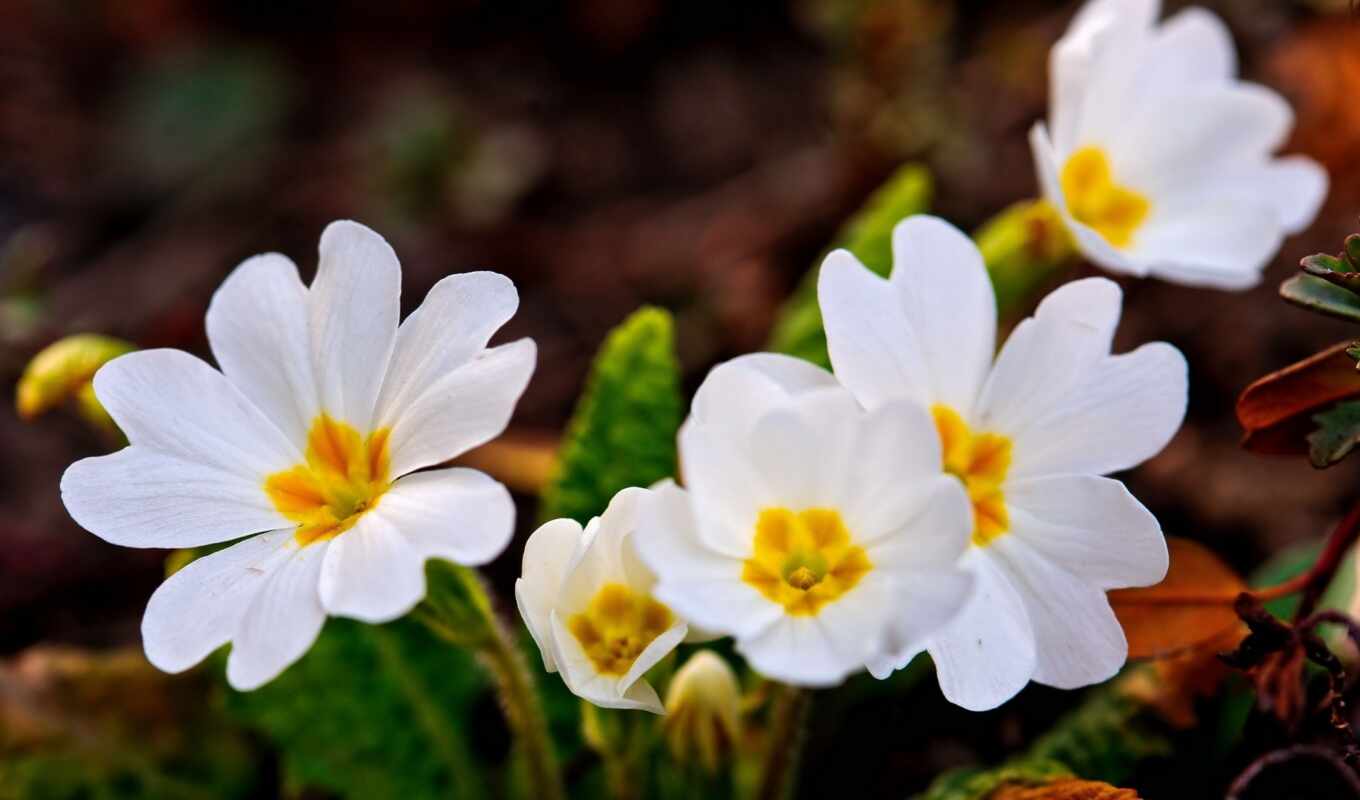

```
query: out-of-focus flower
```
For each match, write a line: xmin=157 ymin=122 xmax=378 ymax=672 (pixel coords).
xmin=516 ymin=488 xmax=686 ymax=713
xmin=635 ymin=353 xmax=973 ymax=688
xmin=663 ymin=650 xmax=741 ymax=773
xmin=1030 ymin=0 xmax=1327 ymax=289
xmin=61 ymin=221 xmax=535 ymax=690
xmin=818 ymin=215 xmax=1185 ymax=710
xmin=16 ymin=334 xmax=135 ymax=432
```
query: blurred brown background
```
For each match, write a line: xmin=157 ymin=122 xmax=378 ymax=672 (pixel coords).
xmin=2 ymin=0 xmax=1360 ymax=791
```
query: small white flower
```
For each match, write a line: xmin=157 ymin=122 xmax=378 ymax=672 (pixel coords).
xmin=634 ymin=354 xmax=974 ymax=688
xmin=1031 ymin=0 xmax=1327 ymax=289
xmin=819 ymin=215 xmax=1186 ymax=710
xmin=516 ymin=488 xmax=688 ymax=713
xmin=61 ymin=221 xmax=536 ymax=690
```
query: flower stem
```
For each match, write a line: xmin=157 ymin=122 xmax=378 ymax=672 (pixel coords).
xmin=755 ymin=684 xmax=810 ymax=800
xmin=416 ymin=565 xmax=565 ymax=800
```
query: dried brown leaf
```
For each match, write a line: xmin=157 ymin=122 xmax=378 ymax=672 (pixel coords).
xmin=1237 ymin=343 xmax=1360 ymax=456
xmin=1110 ymin=538 xmax=1246 ymax=660
xmin=988 ymin=778 xmax=1140 ymax=799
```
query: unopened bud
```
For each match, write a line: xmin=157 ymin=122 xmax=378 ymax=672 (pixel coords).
xmin=16 ymin=334 xmax=134 ymax=432
xmin=663 ymin=650 xmax=741 ymax=773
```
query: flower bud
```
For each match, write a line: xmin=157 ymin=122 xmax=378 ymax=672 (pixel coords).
xmin=663 ymin=650 xmax=741 ymax=773
xmin=16 ymin=334 xmax=134 ymax=431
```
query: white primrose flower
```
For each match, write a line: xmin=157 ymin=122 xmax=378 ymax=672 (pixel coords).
xmin=61 ymin=221 xmax=535 ymax=690
xmin=634 ymin=354 xmax=975 ymax=688
xmin=818 ymin=215 xmax=1186 ymax=710
xmin=1031 ymin=0 xmax=1327 ymax=289
xmin=516 ymin=488 xmax=689 ymax=713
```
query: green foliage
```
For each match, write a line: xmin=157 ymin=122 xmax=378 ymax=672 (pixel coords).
xmin=766 ymin=164 xmax=933 ymax=367
xmin=222 ymin=611 xmax=490 ymax=800
xmin=916 ymin=760 xmax=1074 ymax=800
xmin=1308 ymin=400 xmax=1360 ymax=467
xmin=1280 ymin=274 xmax=1360 ymax=323
xmin=0 ymin=750 xmax=253 ymax=800
xmin=1024 ymin=686 xmax=1172 ymax=784
xmin=539 ymin=306 xmax=683 ymax=524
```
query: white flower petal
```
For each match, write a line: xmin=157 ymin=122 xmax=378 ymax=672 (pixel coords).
xmin=1067 ymin=0 xmax=1159 ymax=40
xmin=736 ymin=615 xmax=857 ymax=687
xmin=1144 ymin=7 xmax=1235 ymax=86
xmin=839 ymin=402 xmax=953 ymax=544
xmin=375 ymin=271 xmax=519 ymax=428
xmin=864 ymin=477 xmax=972 ymax=571
xmin=619 ymin=622 xmax=688 ymax=697
xmin=1008 ymin=341 xmax=1187 ymax=477
xmin=1167 ymin=156 xmax=1327 ymax=237
xmin=635 ymin=482 xmax=781 ymax=639
xmin=1130 ymin=198 xmax=1283 ymax=289
xmin=926 ymin=551 xmax=1037 ymax=711
xmin=1114 ymin=85 xmax=1292 ymax=187
xmin=1031 ymin=277 xmax=1123 ymax=351
xmin=142 ymin=530 xmax=293 ymax=673
xmin=558 ymin=488 xmax=652 ymax=609
xmin=976 ymin=311 xmax=1105 ymax=437
xmin=993 ymin=536 xmax=1128 ymax=690
xmin=689 ymin=353 xmax=839 ymax=443
xmin=376 ymin=468 xmax=516 ymax=567
xmin=900 ymin=243 xmax=993 ymax=395
xmin=318 ymin=514 xmax=426 ymax=624
xmin=93 ymin=349 xmax=298 ymax=476
xmin=386 ymin=338 xmax=536 ymax=477
xmin=309 ymin=220 xmax=401 ymax=430
xmin=1007 ymin=474 xmax=1168 ymax=590
xmin=867 ymin=569 xmax=975 ymax=680
xmin=677 ymin=420 xmax=772 ymax=553
xmin=225 ymin=540 xmax=329 ymax=691
xmin=516 ymin=518 xmax=585 ymax=673
xmin=818 ymin=249 xmax=931 ymax=410
xmin=206 ymin=253 xmax=318 ymax=446
xmin=61 ymin=447 xmax=286 ymax=548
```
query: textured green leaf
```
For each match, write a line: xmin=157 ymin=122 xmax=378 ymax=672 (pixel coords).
xmin=222 ymin=605 xmax=490 ymax=800
xmin=915 ymin=760 xmax=1074 ymax=800
xmin=1308 ymin=399 xmax=1360 ymax=467
xmin=539 ymin=306 xmax=683 ymax=524
xmin=1280 ymin=274 xmax=1360 ymax=323
xmin=766 ymin=164 xmax=933 ymax=367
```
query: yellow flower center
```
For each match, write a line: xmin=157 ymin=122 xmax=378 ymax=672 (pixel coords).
xmin=1060 ymin=146 xmax=1150 ymax=249
xmin=933 ymin=405 xmax=1012 ymax=548
xmin=741 ymin=508 xmax=872 ymax=616
xmin=568 ymin=583 xmax=675 ymax=676
xmin=264 ymin=414 xmax=392 ymax=547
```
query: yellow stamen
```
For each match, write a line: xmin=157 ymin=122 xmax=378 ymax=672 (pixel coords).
xmin=264 ymin=414 xmax=392 ymax=547
xmin=741 ymin=508 xmax=871 ymax=616
xmin=567 ymin=583 xmax=674 ymax=676
xmin=933 ymin=405 xmax=1012 ymax=548
xmin=1060 ymin=146 xmax=1150 ymax=249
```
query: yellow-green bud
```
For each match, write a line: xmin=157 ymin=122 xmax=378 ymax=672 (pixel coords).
xmin=16 ymin=334 xmax=134 ymax=433
xmin=663 ymin=650 xmax=741 ymax=773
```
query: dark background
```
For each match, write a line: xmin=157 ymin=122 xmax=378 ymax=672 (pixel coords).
xmin=3 ymin=0 xmax=1360 ymax=794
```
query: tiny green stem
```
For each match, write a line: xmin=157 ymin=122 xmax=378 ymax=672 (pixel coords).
xmin=756 ymin=684 xmax=811 ymax=800
xmin=418 ymin=565 xmax=565 ymax=800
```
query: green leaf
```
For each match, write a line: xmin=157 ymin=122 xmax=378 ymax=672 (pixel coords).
xmin=1280 ymin=274 xmax=1360 ymax=323
xmin=766 ymin=164 xmax=933 ymax=367
xmin=915 ymin=760 xmax=1074 ymax=800
xmin=974 ymin=199 xmax=1076 ymax=317
xmin=539 ymin=306 xmax=683 ymax=524
xmin=1301 ymin=254 xmax=1360 ymax=292
xmin=1308 ymin=399 xmax=1360 ymax=467
xmin=222 ymin=608 xmax=490 ymax=800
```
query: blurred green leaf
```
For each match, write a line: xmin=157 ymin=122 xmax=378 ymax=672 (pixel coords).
xmin=114 ymin=50 xmax=291 ymax=188
xmin=975 ymin=199 xmax=1076 ymax=317
xmin=766 ymin=164 xmax=933 ymax=367
xmin=1308 ymin=399 xmax=1360 ymax=467
xmin=916 ymin=760 xmax=1075 ymax=800
xmin=1280 ymin=274 xmax=1360 ymax=323
xmin=539 ymin=306 xmax=683 ymax=524
xmin=222 ymin=606 xmax=490 ymax=800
